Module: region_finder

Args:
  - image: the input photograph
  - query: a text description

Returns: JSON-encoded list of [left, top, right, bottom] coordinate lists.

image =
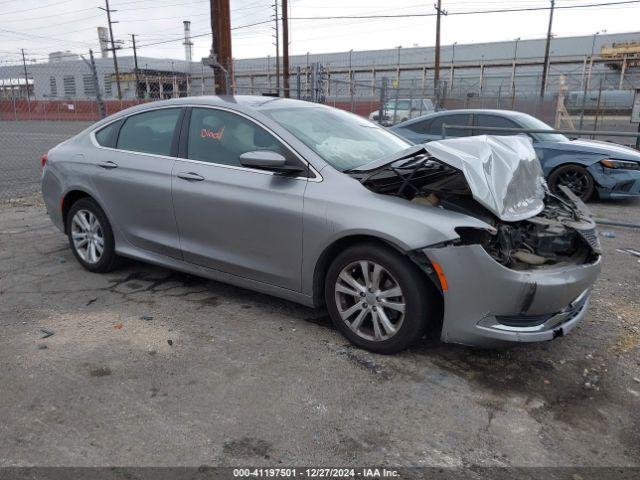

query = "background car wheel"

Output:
[[548, 164, 595, 201], [324, 243, 438, 354], [66, 198, 120, 273]]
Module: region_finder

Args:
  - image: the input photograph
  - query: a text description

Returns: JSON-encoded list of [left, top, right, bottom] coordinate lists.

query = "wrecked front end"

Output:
[[349, 136, 602, 346]]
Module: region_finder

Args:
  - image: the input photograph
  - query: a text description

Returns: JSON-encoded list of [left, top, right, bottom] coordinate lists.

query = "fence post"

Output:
[[378, 77, 387, 125], [392, 76, 400, 124], [592, 78, 603, 138], [296, 66, 301, 99]]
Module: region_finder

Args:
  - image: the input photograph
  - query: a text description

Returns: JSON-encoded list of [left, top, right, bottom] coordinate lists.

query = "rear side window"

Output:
[[405, 119, 432, 134], [116, 108, 181, 156], [187, 107, 297, 167], [475, 115, 521, 135], [429, 114, 472, 137], [94, 120, 122, 148]]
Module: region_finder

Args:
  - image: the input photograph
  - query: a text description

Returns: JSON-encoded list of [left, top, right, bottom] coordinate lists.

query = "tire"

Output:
[[548, 164, 595, 201], [66, 197, 120, 273], [324, 242, 438, 354]]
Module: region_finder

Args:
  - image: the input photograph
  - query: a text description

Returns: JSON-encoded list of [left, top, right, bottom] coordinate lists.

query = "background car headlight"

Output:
[[600, 159, 640, 170]]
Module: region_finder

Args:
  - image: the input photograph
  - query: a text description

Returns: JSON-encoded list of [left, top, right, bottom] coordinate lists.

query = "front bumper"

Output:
[[423, 244, 601, 347]]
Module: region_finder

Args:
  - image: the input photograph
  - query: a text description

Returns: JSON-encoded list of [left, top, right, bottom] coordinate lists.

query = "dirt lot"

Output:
[[0, 194, 639, 467]]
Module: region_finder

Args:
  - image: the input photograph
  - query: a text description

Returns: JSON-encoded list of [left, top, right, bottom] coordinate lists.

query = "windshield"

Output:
[[514, 113, 568, 142], [262, 106, 410, 171]]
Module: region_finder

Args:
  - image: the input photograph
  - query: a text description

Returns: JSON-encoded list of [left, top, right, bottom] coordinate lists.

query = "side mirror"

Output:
[[239, 150, 305, 175]]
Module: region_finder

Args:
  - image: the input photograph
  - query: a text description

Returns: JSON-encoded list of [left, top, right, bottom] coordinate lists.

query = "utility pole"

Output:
[[207, 0, 232, 94], [131, 34, 141, 100], [82, 49, 105, 118], [540, 0, 555, 98], [99, 0, 122, 100], [20, 48, 31, 114], [433, 0, 447, 97], [282, 0, 290, 97], [273, 1, 280, 95]]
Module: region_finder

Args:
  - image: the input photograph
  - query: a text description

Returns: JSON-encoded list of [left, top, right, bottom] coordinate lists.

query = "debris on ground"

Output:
[[600, 231, 616, 238], [616, 248, 640, 258], [583, 368, 601, 391], [40, 329, 54, 339], [37, 344, 47, 350], [140, 315, 153, 321], [113, 323, 124, 330], [86, 298, 97, 306], [167, 339, 173, 346], [54, 256, 66, 264]]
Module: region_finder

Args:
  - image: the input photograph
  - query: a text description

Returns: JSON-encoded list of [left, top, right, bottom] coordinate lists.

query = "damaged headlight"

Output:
[[600, 159, 640, 170]]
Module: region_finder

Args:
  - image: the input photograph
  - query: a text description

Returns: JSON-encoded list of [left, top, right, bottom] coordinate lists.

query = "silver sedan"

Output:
[[41, 96, 601, 353]]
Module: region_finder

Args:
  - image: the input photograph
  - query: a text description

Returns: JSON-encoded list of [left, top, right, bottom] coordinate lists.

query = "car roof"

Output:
[[88, 95, 326, 129], [393, 108, 525, 128]]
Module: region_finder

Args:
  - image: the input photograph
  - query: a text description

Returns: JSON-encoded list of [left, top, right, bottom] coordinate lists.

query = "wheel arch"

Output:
[[312, 234, 444, 341], [312, 235, 405, 307], [61, 189, 96, 234], [311, 234, 442, 307]]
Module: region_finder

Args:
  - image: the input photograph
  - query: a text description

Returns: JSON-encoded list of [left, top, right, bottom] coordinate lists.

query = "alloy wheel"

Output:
[[334, 260, 405, 342], [71, 209, 104, 264], [555, 166, 591, 198]]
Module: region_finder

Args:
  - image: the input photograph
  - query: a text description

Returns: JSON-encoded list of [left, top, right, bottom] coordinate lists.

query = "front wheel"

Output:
[[324, 243, 439, 354], [548, 164, 595, 201]]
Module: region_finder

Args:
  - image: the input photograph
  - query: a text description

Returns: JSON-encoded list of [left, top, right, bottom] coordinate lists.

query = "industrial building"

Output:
[[0, 31, 638, 102]]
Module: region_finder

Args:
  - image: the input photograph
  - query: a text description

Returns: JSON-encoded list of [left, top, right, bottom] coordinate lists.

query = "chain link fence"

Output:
[[1, 48, 639, 200]]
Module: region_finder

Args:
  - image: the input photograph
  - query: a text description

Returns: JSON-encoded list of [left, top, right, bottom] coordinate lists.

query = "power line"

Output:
[[287, 0, 640, 20], [0, 0, 75, 16]]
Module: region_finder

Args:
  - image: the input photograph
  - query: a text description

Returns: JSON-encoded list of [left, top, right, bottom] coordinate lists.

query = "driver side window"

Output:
[[187, 108, 298, 169]]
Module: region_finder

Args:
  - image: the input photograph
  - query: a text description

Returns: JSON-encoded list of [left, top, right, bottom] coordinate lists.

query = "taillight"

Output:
[[41, 153, 48, 169]]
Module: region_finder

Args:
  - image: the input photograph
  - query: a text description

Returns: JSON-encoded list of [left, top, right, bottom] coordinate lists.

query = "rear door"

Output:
[[171, 107, 308, 291], [90, 107, 183, 258]]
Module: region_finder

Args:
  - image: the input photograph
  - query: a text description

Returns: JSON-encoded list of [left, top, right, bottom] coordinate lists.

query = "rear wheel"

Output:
[[548, 164, 595, 201], [66, 198, 120, 273], [324, 243, 438, 354]]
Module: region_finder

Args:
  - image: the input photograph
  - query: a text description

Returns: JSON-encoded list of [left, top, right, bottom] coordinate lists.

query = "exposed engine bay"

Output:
[[347, 138, 601, 270]]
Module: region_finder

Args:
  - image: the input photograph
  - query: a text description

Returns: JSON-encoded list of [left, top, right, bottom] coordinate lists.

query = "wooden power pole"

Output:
[[209, 0, 232, 94], [540, 0, 555, 98], [273, 1, 280, 95], [99, 0, 122, 100], [434, 0, 447, 98], [282, 0, 290, 97], [131, 34, 141, 99]]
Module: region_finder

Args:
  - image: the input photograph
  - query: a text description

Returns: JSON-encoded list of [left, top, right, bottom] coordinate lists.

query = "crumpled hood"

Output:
[[425, 135, 546, 222]]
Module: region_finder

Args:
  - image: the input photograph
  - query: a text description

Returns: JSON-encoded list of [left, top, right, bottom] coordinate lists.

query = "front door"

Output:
[[171, 107, 308, 291]]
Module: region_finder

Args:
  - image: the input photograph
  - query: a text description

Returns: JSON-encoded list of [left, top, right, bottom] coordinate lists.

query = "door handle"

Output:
[[177, 172, 205, 182], [97, 160, 118, 169]]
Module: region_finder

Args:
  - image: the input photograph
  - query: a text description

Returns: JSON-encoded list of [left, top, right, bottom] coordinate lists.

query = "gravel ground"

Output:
[[0, 194, 638, 467]]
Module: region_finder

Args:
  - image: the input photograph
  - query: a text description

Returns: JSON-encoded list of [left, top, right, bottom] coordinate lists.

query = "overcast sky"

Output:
[[1, 0, 639, 64]]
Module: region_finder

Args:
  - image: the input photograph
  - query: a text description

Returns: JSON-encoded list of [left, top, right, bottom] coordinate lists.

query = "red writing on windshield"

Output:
[[201, 127, 224, 140]]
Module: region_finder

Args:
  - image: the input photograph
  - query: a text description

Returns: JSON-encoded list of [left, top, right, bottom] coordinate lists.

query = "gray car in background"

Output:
[[41, 96, 601, 353]]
